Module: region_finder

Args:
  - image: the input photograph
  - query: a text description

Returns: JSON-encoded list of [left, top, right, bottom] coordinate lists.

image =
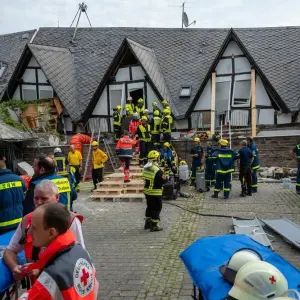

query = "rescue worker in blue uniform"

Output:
[[190, 137, 203, 186], [237, 140, 254, 197], [23, 155, 76, 215], [211, 139, 238, 199], [0, 154, 26, 234], [290, 142, 300, 194], [247, 136, 260, 193], [205, 142, 217, 189], [160, 142, 175, 175], [53, 147, 68, 177]]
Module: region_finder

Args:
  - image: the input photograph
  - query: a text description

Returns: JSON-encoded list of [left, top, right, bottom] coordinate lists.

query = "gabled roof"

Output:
[[28, 44, 79, 120], [0, 30, 36, 98]]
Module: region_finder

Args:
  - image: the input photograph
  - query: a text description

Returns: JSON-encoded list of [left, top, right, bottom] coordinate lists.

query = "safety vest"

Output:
[[142, 165, 163, 196], [248, 142, 260, 170], [151, 117, 161, 134], [137, 124, 151, 142], [113, 111, 122, 127], [135, 105, 145, 118], [115, 136, 135, 158], [160, 115, 172, 133], [53, 155, 68, 176], [126, 103, 135, 115], [0, 169, 25, 233], [19, 230, 98, 300], [32, 175, 72, 210], [213, 147, 238, 174], [129, 119, 141, 135]]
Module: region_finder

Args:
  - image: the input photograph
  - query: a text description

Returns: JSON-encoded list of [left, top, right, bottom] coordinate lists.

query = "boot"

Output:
[[124, 169, 130, 183], [150, 220, 163, 232], [211, 192, 218, 198], [240, 192, 246, 197], [144, 218, 151, 230], [247, 191, 252, 196]]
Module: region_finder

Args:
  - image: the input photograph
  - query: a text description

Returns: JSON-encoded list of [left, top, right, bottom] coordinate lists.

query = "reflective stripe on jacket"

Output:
[[54, 154, 68, 176], [113, 111, 122, 126], [212, 147, 238, 174], [137, 124, 151, 142], [160, 115, 172, 133], [116, 136, 135, 158], [92, 148, 108, 169], [135, 106, 145, 118], [151, 117, 161, 134], [248, 142, 260, 170], [126, 103, 135, 115], [0, 169, 25, 233], [142, 165, 163, 196]]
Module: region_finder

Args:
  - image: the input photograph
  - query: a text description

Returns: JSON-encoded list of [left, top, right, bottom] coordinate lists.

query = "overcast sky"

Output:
[[1, 0, 300, 34]]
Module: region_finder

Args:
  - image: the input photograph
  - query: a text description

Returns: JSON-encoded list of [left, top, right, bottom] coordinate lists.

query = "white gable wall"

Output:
[[132, 66, 145, 80], [223, 41, 243, 56], [92, 86, 108, 115], [28, 57, 40, 67], [115, 66, 145, 82], [193, 79, 211, 110]]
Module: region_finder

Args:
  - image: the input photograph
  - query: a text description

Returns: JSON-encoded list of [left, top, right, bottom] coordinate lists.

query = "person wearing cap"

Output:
[[190, 137, 203, 186], [150, 110, 162, 149], [247, 136, 260, 193], [0, 154, 26, 234], [135, 98, 145, 119], [142, 109, 150, 121], [91, 141, 108, 190], [53, 147, 68, 177], [152, 102, 161, 117], [289, 141, 300, 194], [137, 116, 151, 167], [68, 145, 82, 192], [160, 108, 172, 143], [113, 105, 123, 141], [211, 139, 238, 199], [126, 96, 135, 116]]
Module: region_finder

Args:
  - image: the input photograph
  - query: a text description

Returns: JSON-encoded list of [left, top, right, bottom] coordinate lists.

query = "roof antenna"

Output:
[[70, 2, 92, 43], [181, 2, 196, 28]]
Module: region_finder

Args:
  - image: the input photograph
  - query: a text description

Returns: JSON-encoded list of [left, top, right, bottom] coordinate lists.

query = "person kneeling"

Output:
[[19, 203, 99, 299]]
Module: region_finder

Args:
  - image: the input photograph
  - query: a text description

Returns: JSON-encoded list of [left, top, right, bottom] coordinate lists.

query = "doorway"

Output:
[[129, 89, 144, 107]]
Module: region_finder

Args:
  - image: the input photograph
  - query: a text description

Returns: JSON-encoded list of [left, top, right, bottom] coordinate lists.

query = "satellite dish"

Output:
[[182, 12, 189, 28]]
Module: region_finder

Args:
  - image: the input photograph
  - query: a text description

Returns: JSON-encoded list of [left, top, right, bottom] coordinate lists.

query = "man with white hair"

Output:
[[3, 180, 84, 282]]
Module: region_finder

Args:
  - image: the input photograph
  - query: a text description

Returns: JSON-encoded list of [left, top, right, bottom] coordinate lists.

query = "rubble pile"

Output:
[[258, 167, 297, 180]]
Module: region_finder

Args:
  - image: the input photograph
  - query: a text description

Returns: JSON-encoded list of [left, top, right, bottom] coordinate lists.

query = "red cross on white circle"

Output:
[[81, 268, 90, 286]]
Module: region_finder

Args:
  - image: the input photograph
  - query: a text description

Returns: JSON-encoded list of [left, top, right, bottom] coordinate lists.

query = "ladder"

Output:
[[103, 138, 120, 172]]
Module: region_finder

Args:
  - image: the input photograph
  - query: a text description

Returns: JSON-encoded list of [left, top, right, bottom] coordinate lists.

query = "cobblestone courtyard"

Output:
[[74, 182, 300, 299]]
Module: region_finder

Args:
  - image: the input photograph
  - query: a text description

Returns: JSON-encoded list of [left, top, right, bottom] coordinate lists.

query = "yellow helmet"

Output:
[[179, 160, 187, 166], [141, 116, 148, 121], [219, 139, 229, 146], [92, 141, 98, 146], [164, 142, 170, 148], [138, 98, 144, 104], [163, 108, 170, 115], [116, 105, 121, 110], [162, 99, 168, 106], [154, 110, 160, 116], [193, 137, 200, 143], [148, 150, 160, 160]]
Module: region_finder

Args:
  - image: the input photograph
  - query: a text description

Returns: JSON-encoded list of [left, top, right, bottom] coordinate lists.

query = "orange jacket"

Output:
[[19, 230, 99, 300], [129, 120, 141, 136], [116, 136, 136, 158]]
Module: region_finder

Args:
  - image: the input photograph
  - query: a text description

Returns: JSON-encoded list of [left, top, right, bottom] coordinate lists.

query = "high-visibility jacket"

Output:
[[0, 169, 25, 233], [116, 135, 135, 158], [113, 111, 122, 127], [248, 142, 260, 170], [54, 153, 68, 176], [19, 230, 99, 300], [212, 147, 238, 174], [126, 103, 135, 115], [160, 115, 172, 133], [153, 108, 161, 117], [137, 124, 151, 142], [129, 119, 141, 136], [92, 148, 108, 169], [150, 117, 161, 135], [142, 164, 166, 196], [135, 105, 145, 119]]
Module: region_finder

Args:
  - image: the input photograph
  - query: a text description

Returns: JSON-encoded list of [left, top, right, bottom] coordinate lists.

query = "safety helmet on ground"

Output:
[[219, 248, 263, 284], [228, 261, 288, 300], [162, 99, 168, 106], [138, 98, 144, 104], [116, 105, 121, 110], [193, 137, 200, 143], [127, 96, 132, 101], [163, 108, 170, 115], [164, 142, 170, 148], [54, 147, 62, 154], [154, 110, 160, 116], [179, 160, 187, 166], [133, 112, 138, 118], [148, 150, 160, 161], [153, 102, 158, 107], [219, 139, 229, 146], [92, 141, 98, 146], [141, 116, 148, 121]]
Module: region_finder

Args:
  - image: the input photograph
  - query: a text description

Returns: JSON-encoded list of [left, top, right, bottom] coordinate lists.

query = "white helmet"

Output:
[[274, 290, 300, 299], [219, 248, 263, 284], [133, 112, 138, 117], [54, 147, 62, 154], [144, 109, 149, 113], [228, 261, 288, 300]]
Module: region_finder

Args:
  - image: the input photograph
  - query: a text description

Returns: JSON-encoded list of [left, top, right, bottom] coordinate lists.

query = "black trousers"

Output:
[[120, 157, 130, 169], [145, 195, 162, 221], [113, 125, 121, 141], [139, 141, 149, 165], [70, 165, 81, 186], [92, 167, 104, 188], [163, 132, 171, 143], [239, 166, 252, 194]]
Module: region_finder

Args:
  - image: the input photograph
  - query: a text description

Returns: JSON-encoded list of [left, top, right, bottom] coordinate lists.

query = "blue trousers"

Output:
[[205, 162, 216, 187], [297, 165, 300, 192], [191, 161, 201, 182], [214, 173, 231, 198], [251, 169, 258, 192]]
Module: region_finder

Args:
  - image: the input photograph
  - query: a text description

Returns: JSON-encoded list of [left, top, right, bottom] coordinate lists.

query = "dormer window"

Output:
[[180, 86, 191, 97], [0, 62, 7, 79]]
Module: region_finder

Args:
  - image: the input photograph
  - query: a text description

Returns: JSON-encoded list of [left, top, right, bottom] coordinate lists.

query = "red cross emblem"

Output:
[[269, 276, 276, 284], [80, 268, 90, 286]]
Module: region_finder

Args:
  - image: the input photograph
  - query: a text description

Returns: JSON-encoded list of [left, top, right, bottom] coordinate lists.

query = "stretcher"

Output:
[[0, 230, 26, 298], [179, 234, 300, 300]]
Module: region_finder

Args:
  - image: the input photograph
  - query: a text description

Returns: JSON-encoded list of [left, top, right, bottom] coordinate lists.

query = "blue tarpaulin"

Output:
[[0, 230, 26, 293], [180, 234, 300, 300]]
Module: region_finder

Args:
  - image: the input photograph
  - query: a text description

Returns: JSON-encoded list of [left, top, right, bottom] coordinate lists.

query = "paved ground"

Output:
[[74, 181, 300, 299]]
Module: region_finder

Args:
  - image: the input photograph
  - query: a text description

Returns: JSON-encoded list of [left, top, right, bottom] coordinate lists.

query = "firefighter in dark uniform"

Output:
[[211, 139, 238, 199], [152, 102, 161, 117], [137, 116, 151, 167], [190, 137, 203, 186], [135, 98, 145, 119], [0, 154, 25, 234], [142, 150, 167, 232], [160, 108, 172, 143], [150, 110, 161, 149], [53, 147, 68, 177], [113, 105, 122, 141], [205, 142, 217, 189], [290, 142, 300, 194], [247, 136, 260, 193], [237, 140, 254, 197]]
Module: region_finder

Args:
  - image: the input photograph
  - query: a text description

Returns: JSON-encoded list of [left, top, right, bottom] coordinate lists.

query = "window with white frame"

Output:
[[39, 86, 53, 99], [22, 85, 37, 100], [232, 79, 251, 107], [180, 86, 191, 97]]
